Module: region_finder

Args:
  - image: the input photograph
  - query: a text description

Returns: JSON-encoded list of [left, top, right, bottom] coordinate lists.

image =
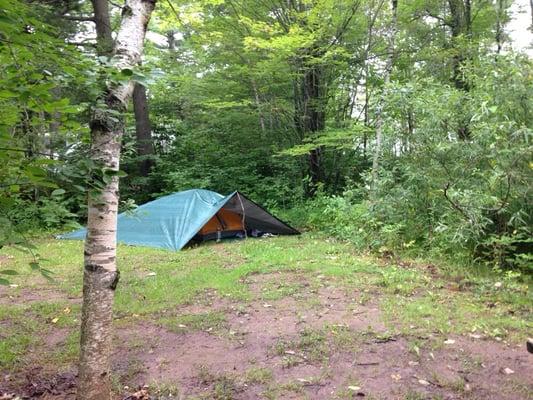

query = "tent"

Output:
[[60, 189, 299, 251]]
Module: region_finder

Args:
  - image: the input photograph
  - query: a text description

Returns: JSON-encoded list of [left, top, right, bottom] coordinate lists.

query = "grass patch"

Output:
[[0, 300, 79, 370], [244, 366, 273, 385], [381, 290, 532, 341], [1, 232, 531, 383], [159, 311, 227, 334], [260, 281, 304, 301]]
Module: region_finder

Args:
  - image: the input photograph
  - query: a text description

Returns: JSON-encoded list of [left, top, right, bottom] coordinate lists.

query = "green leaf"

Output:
[[0, 90, 18, 98], [0, 278, 9, 286], [0, 270, 18, 275], [51, 188, 66, 196]]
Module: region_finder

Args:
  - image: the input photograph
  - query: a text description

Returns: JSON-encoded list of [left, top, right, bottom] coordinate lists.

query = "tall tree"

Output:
[[78, 1, 156, 399], [371, 0, 398, 188], [448, 0, 472, 140], [132, 82, 154, 176]]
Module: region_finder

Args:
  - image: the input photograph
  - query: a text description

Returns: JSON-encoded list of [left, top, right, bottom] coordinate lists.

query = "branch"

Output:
[[67, 41, 97, 48], [0, 146, 56, 157], [109, 0, 123, 9], [443, 182, 470, 221], [424, 8, 452, 27], [62, 15, 96, 22]]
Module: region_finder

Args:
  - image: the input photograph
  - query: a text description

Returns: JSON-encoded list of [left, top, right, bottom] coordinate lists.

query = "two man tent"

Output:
[[61, 189, 298, 251]]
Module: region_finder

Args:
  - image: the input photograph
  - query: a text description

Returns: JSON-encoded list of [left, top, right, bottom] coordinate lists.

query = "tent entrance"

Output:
[[194, 208, 245, 241], [190, 192, 299, 245]]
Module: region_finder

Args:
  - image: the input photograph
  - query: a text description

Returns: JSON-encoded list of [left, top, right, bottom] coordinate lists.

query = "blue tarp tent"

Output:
[[60, 189, 298, 251]]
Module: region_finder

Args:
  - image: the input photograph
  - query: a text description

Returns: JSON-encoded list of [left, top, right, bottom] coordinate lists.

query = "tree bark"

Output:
[[294, 62, 326, 197], [495, 0, 504, 54], [447, 0, 471, 140], [132, 82, 154, 176], [530, 0, 533, 32], [371, 0, 397, 188], [78, 2, 156, 400], [251, 78, 266, 135], [91, 0, 114, 56]]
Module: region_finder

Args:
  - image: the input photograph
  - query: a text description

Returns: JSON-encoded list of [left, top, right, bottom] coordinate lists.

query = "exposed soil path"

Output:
[[1, 238, 531, 399]]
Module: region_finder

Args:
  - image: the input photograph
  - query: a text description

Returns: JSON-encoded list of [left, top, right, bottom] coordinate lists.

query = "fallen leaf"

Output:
[[408, 361, 419, 366], [51, 317, 59, 324], [418, 379, 430, 386], [63, 307, 71, 314], [348, 386, 361, 391], [263, 303, 272, 308], [444, 339, 455, 344], [391, 374, 401, 381], [503, 367, 514, 375]]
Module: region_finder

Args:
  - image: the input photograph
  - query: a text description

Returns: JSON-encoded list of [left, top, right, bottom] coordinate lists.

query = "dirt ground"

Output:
[[1, 269, 531, 400]]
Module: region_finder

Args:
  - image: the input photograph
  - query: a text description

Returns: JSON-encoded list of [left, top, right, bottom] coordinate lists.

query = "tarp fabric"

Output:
[[60, 189, 298, 251]]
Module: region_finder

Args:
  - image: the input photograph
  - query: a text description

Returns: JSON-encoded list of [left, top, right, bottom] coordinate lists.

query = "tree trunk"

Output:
[[495, 0, 504, 54], [448, 0, 469, 91], [91, 0, 114, 55], [447, 0, 471, 140], [530, 0, 533, 32], [166, 30, 176, 50], [251, 79, 266, 135], [371, 0, 397, 188], [132, 82, 154, 176], [78, 2, 156, 400], [294, 62, 326, 197]]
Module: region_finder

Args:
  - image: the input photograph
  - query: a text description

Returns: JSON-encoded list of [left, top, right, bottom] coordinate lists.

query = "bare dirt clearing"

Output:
[[0, 236, 531, 399]]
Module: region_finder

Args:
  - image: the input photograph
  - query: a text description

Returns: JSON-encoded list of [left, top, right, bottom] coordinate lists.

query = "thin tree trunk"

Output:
[[371, 0, 397, 187], [91, 0, 114, 55], [166, 30, 176, 50], [495, 0, 504, 54], [530, 0, 533, 31], [448, 0, 471, 140], [133, 83, 154, 176], [251, 79, 266, 135], [78, 2, 156, 400]]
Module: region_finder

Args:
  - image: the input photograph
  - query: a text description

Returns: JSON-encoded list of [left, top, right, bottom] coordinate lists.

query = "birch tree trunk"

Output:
[[78, 2, 156, 400]]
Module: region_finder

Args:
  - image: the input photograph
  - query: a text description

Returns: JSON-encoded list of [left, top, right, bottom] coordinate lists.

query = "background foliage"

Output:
[[1, 0, 531, 275]]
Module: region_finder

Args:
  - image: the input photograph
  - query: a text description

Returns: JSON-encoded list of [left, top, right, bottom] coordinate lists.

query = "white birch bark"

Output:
[[78, 1, 156, 399]]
